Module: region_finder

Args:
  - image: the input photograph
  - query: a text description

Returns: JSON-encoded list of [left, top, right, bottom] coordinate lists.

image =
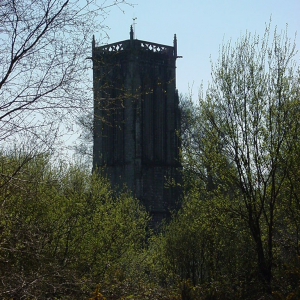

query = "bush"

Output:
[[0, 153, 149, 299]]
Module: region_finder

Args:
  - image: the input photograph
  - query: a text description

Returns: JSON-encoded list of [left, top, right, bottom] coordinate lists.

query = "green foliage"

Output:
[[200, 23, 300, 295], [146, 183, 258, 299], [0, 152, 148, 299], [155, 23, 300, 299]]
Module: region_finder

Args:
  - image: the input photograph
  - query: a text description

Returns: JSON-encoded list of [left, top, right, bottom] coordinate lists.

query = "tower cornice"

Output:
[[94, 39, 177, 57]]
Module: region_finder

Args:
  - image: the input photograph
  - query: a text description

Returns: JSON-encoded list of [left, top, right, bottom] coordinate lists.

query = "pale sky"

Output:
[[98, 0, 300, 100]]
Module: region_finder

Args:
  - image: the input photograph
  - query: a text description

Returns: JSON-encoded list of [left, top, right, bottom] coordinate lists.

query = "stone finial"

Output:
[[173, 34, 177, 57], [130, 25, 134, 41], [92, 35, 95, 49]]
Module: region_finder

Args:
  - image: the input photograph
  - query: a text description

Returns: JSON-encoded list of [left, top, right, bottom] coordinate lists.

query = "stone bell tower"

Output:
[[92, 26, 181, 223]]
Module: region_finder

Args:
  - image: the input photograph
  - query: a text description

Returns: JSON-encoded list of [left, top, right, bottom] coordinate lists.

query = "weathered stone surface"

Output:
[[93, 27, 181, 224]]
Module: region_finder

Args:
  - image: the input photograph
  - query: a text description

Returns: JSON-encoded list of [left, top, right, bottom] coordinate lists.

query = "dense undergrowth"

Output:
[[1, 152, 300, 299]]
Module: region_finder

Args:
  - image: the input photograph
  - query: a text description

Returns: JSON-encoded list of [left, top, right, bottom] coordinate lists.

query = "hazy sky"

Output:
[[98, 0, 300, 100]]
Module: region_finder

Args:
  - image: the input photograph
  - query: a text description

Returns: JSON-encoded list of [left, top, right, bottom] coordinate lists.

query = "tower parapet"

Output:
[[94, 38, 176, 56]]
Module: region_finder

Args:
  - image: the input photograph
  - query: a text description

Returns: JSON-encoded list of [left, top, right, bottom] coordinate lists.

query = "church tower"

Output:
[[92, 27, 181, 223]]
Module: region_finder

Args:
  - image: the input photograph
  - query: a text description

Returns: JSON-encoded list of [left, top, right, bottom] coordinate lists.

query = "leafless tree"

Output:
[[0, 0, 130, 145]]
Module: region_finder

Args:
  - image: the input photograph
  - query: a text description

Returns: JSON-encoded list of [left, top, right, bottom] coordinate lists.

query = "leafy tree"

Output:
[[147, 180, 257, 299], [196, 24, 300, 294], [164, 24, 300, 299]]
